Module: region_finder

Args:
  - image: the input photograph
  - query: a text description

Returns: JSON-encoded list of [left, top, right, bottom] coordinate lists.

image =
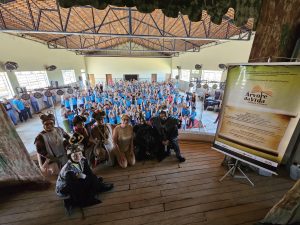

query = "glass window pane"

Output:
[[0, 72, 14, 99], [62, 70, 76, 85], [15, 71, 49, 91]]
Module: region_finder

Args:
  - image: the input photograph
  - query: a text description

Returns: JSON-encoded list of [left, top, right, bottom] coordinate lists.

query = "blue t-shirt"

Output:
[[64, 99, 70, 108], [190, 111, 197, 120], [71, 97, 77, 106], [13, 99, 25, 110], [116, 116, 121, 124]]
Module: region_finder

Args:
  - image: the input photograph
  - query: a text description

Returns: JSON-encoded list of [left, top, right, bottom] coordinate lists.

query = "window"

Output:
[[181, 69, 191, 82], [15, 71, 49, 91], [0, 72, 14, 99], [171, 69, 178, 79], [62, 70, 76, 84], [201, 70, 223, 82]]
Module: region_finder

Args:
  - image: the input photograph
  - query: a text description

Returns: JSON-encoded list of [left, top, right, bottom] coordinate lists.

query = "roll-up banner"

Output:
[[212, 63, 300, 174]]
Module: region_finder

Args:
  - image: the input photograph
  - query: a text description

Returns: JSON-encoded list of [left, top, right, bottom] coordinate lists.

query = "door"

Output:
[[106, 74, 113, 86], [88, 74, 95, 88], [165, 73, 171, 81], [151, 74, 157, 82]]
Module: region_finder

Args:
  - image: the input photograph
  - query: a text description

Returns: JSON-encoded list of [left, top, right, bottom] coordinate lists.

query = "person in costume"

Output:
[[133, 113, 160, 161], [55, 143, 114, 215], [151, 110, 186, 163], [90, 110, 115, 167], [34, 113, 70, 175], [113, 114, 135, 168]]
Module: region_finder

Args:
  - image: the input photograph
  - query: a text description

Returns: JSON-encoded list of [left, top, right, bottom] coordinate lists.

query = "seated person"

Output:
[[55, 143, 113, 215], [133, 114, 161, 161], [151, 110, 185, 162], [35, 113, 69, 175]]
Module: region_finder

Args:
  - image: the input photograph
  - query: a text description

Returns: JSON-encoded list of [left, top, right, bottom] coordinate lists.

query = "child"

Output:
[[181, 115, 188, 130]]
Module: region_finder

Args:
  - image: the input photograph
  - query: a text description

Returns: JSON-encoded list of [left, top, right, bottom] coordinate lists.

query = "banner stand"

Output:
[[219, 159, 255, 187]]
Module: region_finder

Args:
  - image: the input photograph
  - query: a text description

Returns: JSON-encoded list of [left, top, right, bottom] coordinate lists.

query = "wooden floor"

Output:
[[0, 141, 295, 225]]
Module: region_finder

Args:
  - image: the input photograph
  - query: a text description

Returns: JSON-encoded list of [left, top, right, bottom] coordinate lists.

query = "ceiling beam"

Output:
[[0, 29, 251, 41]]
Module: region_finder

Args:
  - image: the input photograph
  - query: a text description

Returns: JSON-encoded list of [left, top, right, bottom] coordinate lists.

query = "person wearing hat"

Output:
[[151, 110, 186, 163], [56, 143, 114, 215], [72, 115, 90, 148], [90, 110, 115, 167], [113, 114, 135, 168], [34, 113, 70, 175]]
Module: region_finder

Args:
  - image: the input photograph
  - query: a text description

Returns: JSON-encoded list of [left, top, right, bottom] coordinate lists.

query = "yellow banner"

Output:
[[214, 64, 300, 172]]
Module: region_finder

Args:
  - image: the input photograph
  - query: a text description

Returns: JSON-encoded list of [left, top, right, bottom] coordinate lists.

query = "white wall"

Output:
[[85, 57, 171, 82], [172, 36, 255, 82], [0, 33, 86, 91]]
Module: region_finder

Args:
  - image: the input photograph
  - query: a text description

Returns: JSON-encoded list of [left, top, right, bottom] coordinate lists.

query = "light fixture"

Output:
[[195, 64, 202, 70], [218, 64, 228, 70]]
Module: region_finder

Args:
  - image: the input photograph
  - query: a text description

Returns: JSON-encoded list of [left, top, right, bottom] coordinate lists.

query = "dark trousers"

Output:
[[188, 118, 195, 128], [25, 107, 32, 118], [18, 109, 28, 122], [157, 137, 182, 160]]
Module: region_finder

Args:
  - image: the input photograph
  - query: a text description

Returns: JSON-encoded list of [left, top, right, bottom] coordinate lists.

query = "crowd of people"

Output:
[[33, 80, 192, 215], [60, 80, 198, 133]]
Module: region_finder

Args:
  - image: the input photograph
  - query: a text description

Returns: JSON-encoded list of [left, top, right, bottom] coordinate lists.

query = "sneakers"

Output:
[[177, 155, 186, 163], [98, 182, 114, 193]]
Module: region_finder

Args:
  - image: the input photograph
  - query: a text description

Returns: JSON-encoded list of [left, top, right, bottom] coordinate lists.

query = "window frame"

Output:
[[15, 70, 49, 91], [62, 70, 77, 85], [0, 72, 14, 99]]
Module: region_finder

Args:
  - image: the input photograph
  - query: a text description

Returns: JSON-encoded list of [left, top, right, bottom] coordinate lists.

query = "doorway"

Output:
[[151, 74, 157, 82], [88, 74, 95, 88], [106, 74, 113, 85]]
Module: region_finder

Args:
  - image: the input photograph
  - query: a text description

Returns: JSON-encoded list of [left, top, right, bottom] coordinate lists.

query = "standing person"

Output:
[[55, 143, 113, 215], [191, 92, 196, 107], [113, 114, 135, 168], [151, 111, 185, 162], [12, 95, 27, 122], [34, 113, 70, 175], [1, 98, 18, 125], [30, 93, 40, 114], [71, 95, 77, 110], [188, 107, 197, 128], [23, 99, 33, 119]]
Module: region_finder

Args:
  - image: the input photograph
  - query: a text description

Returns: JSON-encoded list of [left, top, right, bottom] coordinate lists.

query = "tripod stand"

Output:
[[219, 159, 254, 187]]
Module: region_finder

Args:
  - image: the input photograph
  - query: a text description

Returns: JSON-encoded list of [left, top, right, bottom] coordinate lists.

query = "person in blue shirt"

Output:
[[116, 112, 121, 124], [64, 97, 71, 110], [145, 108, 151, 121], [108, 111, 116, 125], [85, 101, 92, 110], [188, 107, 197, 128], [85, 94, 91, 103], [71, 95, 77, 110], [90, 93, 95, 103], [125, 97, 131, 108], [12, 95, 27, 122], [66, 110, 75, 132]]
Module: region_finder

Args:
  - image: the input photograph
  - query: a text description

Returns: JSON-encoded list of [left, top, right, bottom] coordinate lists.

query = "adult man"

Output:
[[12, 95, 27, 122], [34, 113, 70, 175], [151, 110, 186, 163]]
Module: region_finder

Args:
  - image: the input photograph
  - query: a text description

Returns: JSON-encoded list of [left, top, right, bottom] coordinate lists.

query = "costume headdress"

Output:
[[72, 115, 86, 125], [66, 144, 84, 155], [92, 110, 106, 120], [40, 113, 55, 124], [69, 133, 85, 145]]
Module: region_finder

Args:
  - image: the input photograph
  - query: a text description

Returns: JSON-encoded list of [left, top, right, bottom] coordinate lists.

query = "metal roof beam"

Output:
[[0, 29, 251, 41]]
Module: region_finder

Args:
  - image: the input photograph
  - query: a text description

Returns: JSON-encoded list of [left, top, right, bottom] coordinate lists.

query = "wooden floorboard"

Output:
[[0, 141, 295, 225]]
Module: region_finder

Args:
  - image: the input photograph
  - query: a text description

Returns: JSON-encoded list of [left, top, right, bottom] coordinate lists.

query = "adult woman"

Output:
[[90, 110, 115, 167], [113, 114, 135, 168], [56, 143, 113, 215]]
